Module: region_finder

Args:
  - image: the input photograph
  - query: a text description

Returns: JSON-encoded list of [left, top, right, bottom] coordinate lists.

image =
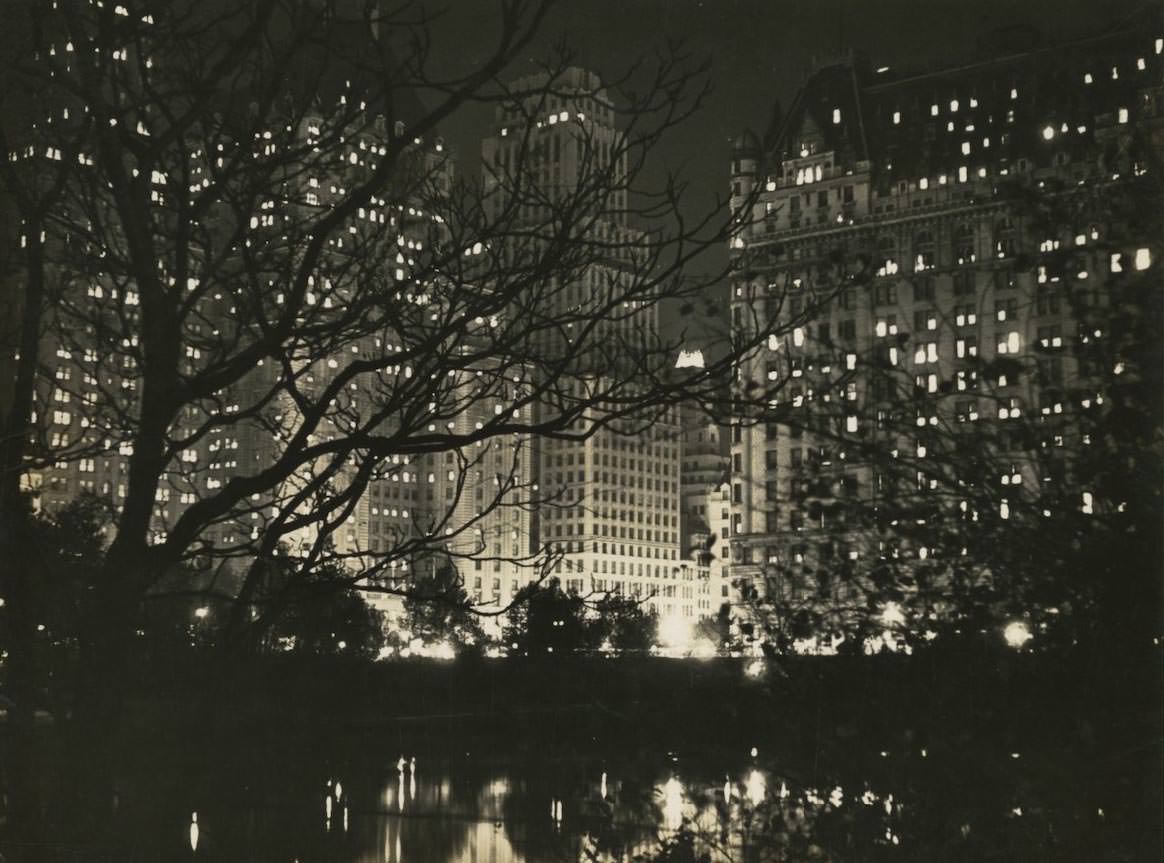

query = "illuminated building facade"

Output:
[[480, 68, 684, 619], [679, 395, 728, 558], [728, 25, 1163, 627], [0, 15, 539, 625]]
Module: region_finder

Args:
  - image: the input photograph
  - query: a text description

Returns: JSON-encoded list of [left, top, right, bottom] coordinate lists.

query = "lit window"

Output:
[[1118, 108, 1129, 124], [832, 108, 842, 124], [1135, 248, 1151, 270], [997, 332, 1021, 354], [892, 110, 901, 125]]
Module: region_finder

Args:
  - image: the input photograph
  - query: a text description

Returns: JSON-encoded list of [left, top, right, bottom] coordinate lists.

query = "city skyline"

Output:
[[0, 4, 1160, 860], [424, 0, 1150, 277], [4, 4, 1160, 645]]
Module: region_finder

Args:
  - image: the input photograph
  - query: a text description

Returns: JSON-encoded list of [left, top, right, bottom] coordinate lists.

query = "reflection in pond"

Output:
[[53, 726, 1147, 863], [745, 769, 765, 806], [236, 756, 906, 861]]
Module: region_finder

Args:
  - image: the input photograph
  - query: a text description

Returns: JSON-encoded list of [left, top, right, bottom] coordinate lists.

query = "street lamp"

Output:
[[1003, 621, 1033, 649]]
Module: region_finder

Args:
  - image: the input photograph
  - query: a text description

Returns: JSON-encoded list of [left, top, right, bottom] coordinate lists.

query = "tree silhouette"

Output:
[[590, 593, 659, 653], [503, 577, 590, 655], [401, 561, 486, 650], [0, 0, 794, 844]]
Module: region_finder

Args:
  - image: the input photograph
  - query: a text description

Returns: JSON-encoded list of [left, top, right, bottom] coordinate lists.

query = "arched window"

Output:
[[954, 223, 976, 264], [914, 230, 936, 272], [994, 217, 1017, 259]]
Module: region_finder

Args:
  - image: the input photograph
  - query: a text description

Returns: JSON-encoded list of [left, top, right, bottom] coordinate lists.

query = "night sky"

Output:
[[424, 0, 1150, 340]]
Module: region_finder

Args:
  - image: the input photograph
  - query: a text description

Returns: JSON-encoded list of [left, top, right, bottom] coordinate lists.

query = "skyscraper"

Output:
[[480, 68, 684, 619]]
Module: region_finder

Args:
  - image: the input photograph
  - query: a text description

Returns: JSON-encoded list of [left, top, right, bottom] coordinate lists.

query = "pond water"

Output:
[[96, 717, 1151, 862], [4, 655, 1159, 861]]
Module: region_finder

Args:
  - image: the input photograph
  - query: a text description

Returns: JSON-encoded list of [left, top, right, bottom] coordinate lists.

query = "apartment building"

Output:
[[727, 24, 1162, 631]]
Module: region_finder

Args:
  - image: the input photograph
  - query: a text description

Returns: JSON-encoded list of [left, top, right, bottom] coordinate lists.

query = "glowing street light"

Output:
[[1003, 621, 1033, 649]]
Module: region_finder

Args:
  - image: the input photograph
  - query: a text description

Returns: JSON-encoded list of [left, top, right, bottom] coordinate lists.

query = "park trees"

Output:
[[502, 580, 659, 655], [0, 0, 791, 835], [503, 578, 590, 655], [590, 594, 659, 653], [401, 562, 487, 650]]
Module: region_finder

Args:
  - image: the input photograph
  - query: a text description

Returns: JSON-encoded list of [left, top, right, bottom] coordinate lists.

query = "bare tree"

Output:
[[0, 0, 788, 835]]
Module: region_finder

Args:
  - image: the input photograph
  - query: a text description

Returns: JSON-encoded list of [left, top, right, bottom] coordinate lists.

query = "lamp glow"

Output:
[[1004, 621, 1033, 648]]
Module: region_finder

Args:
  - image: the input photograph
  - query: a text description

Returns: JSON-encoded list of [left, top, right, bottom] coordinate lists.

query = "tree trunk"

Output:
[[0, 216, 49, 846], [0, 504, 47, 847]]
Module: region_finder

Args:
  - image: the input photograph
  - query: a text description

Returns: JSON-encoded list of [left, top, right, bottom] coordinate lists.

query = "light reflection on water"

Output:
[[117, 734, 1139, 863], [175, 756, 928, 863]]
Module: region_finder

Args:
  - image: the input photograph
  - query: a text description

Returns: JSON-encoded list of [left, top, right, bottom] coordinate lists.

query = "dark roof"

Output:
[[765, 20, 1161, 187], [768, 62, 869, 166]]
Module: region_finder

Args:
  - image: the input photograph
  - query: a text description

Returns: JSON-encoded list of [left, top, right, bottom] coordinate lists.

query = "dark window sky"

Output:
[[422, 0, 1151, 340]]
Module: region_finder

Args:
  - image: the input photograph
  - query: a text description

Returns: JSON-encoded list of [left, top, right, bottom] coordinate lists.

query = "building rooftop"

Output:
[[761, 20, 1161, 191]]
